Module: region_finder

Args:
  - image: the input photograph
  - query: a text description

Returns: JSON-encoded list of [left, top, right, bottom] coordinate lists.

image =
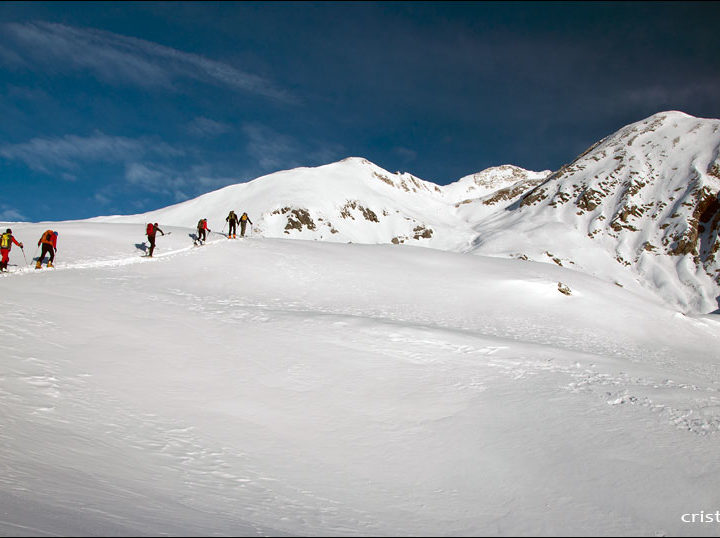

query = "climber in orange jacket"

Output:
[[36, 230, 58, 269]]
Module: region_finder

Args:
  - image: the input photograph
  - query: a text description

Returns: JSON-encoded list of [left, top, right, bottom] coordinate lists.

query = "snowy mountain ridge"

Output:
[[79, 111, 720, 312], [97, 156, 552, 253]]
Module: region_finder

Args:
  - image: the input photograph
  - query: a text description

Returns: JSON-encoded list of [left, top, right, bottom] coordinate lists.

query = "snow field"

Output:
[[1, 222, 720, 536]]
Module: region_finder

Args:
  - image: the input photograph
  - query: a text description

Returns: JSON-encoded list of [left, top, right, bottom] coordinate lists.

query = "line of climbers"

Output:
[[144, 210, 254, 256], [1, 212, 256, 270], [1, 228, 58, 272], [224, 210, 253, 240]]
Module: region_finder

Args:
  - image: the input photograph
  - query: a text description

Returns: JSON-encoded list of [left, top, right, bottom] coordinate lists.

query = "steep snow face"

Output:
[[471, 111, 720, 313]]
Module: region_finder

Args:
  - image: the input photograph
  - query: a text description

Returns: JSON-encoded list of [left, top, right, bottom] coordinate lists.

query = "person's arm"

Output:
[[12, 236, 23, 248]]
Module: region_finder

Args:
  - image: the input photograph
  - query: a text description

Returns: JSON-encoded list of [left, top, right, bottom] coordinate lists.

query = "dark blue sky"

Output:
[[1, 1, 718, 221]]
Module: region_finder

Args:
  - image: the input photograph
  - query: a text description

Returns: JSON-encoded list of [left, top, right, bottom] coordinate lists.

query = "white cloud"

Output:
[[0, 132, 183, 173], [1, 22, 294, 102]]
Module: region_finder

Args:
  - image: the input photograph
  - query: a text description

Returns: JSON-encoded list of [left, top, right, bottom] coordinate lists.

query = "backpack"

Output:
[[43, 230, 54, 243], [0, 233, 9, 249], [197, 219, 204, 229], [146, 223, 154, 236]]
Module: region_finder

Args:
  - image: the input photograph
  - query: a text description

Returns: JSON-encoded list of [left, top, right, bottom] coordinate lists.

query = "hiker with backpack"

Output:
[[36, 230, 58, 269], [146, 222, 164, 257], [196, 218, 210, 244], [0, 228, 23, 272], [226, 211, 239, 239], [240, 212, 253, 237]]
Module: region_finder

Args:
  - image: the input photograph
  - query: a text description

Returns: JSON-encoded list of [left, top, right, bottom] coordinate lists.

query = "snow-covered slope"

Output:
[[472, 111, 720, 313], [2, 222, 720, 536], [94, 157, 551, 253], [88, 111, 720, 313]]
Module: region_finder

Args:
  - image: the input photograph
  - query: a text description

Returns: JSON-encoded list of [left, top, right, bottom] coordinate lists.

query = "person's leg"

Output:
[[36, 244, 47, 268]]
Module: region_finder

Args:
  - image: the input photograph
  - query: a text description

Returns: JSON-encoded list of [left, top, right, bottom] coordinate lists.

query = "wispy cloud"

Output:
[[0, 43, 23, 66], [242, 123, 345, 172], [242, 124, 302, 171], [1, 21, 294, 102], [93, 192, 112, 206], [620, 80, 720, 111], [124, 162, 241, 202], [0, 205, 27, 222], [186, 117, 231, 138], [0, 132, 183, 173], [393, 146, 418, 162], [125, 162, 170, 185]]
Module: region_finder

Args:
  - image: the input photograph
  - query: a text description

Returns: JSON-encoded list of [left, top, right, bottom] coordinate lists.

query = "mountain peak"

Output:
[[497, 110, 720, 312]]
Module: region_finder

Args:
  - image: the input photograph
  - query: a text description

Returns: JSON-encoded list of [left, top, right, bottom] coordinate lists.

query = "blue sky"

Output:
[[1, 1, 718, 221]]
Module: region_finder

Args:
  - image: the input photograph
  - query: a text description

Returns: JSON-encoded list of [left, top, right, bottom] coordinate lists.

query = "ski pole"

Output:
[[20, 246, 29, 267]]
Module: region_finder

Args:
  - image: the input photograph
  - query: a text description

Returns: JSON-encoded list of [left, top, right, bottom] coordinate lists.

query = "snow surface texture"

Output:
[[1, 222, 720, 536], [93, 112, 720, 315]]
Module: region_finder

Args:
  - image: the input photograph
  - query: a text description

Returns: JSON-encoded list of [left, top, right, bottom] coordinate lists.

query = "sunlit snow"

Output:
[[2, 221, 720, 536]]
